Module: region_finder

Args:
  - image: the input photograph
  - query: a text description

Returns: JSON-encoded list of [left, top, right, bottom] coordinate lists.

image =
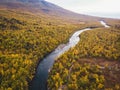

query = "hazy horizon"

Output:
[[46, 0, 120, 19]]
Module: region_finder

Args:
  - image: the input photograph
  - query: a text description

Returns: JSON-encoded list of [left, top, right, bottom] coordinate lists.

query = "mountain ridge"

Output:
[[0, 0, 43, 3]]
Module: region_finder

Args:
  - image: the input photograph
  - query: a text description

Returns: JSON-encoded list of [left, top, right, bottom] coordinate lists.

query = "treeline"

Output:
[[48, 25, 120, 89]]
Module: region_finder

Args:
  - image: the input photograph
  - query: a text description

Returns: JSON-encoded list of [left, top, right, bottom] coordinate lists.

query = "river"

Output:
[[29, 21, 109, 90], [100, 21, 110, 28]]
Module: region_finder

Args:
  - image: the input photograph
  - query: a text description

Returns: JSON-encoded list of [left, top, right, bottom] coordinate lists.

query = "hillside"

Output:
[[0, 0, 102, 23]]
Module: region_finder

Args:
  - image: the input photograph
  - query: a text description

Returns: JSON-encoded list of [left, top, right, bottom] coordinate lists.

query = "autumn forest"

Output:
[[0, 0, 120, 90]]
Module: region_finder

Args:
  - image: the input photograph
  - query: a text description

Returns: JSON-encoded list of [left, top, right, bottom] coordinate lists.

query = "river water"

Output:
[[30, 21, 109, 90], [100, 21, 110, 28]]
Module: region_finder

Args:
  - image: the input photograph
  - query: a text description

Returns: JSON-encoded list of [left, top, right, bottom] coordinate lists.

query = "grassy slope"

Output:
[[0, 0, 105, 26]]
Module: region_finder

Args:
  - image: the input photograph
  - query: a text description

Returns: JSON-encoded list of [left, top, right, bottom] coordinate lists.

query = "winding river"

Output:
[[30, 21, 109, 90]]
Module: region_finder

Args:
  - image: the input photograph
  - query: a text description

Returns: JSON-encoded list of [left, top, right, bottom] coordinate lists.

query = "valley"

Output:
[[0, 0, 120, 90]]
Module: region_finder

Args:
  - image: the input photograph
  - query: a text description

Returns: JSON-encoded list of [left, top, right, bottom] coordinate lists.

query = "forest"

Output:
[[48, 22, 120, 90], [0, 5, 120, 90], [0, 9, 102, 90], [0, 10, 78, 90]]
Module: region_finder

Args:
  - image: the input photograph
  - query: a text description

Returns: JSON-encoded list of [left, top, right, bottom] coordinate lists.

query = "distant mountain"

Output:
[[0, 0, 42, 3], [0, 0, 100, 23]]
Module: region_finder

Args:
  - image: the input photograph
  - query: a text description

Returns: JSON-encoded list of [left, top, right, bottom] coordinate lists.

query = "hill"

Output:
[[0, 0, 101, 23]]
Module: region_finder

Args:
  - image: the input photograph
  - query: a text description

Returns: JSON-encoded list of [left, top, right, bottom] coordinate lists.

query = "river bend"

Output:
[[30, 21, 109, 90]]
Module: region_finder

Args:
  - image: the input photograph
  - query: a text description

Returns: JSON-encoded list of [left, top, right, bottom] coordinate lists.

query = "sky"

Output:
[[45, 0, 120, 19]]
